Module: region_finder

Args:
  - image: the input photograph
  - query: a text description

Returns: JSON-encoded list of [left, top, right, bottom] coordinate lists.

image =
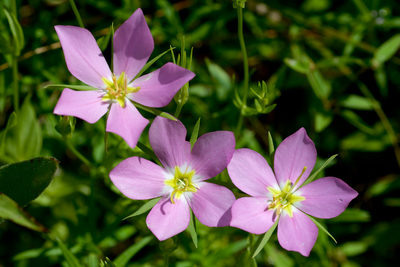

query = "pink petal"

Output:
[[189, 131, 235, 180], [274, 128, 317, 190], [106, 100, 149, 148], [293, 177, 358, 219], [187, 182, 235, 227], [109, 157, 168, 200], [53, 88, 108, 123], [230, 197, 276, 235], [128, 63, 195, 107], [149, 116, 191, 170], [228, 148, 279, 197], [277, 207, 318, 257], [146, 195, 190, 241], [113, 8, 154, 80], [55, 26, 111, 89]]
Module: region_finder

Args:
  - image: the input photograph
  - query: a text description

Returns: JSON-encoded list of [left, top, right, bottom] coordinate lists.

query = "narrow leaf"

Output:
[[136, 141, 161, 166], [0, 157, 59, 207], [268, 132, 274, 156], [188, 210, 198, 248], [124, 197, 161, 220], [0, 112, 17, 149], [251, 218, 279, 258], [132, 101, 176, 121], [283, 58, 308, 74], [133, 47, 174, 81], [97, 25, 113, 51], [0, 193, 48, 232], [55, 236, 83, 267], [189, 118, 201, 149], [307, 215, 337, 243], [100, 257, 117, 267], [113, 236, 153, 267], [4, 8, 25, 56], [374, 34, 400, 64], [44, 84, 97, 91], [300, 154, 338, 188]]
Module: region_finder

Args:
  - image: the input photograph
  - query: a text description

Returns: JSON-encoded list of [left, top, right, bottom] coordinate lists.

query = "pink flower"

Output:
[[109, 116, 236, 240], [53, 9, 195, 148], [228, 128, 358, 256]]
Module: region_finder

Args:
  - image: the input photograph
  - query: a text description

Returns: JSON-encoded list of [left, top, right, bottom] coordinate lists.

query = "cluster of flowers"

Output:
[[54, 9, 358, 257]]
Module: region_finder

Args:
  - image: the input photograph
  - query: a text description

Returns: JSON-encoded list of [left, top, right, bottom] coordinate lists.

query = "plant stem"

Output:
[[174, 103, 183, 118], [163, 255, 169, 267], [66, 139, 96, 169], [68, 0, 84, 28], [12, 56, 19, 112]]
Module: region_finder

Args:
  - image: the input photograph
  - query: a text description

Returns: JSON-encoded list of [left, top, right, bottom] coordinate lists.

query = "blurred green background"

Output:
[[1, 0, 400, 266]]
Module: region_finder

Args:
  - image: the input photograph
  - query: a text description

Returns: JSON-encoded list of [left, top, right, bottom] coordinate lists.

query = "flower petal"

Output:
[[146, 195, 190, 241], [228, 148, 279, 197], [230, 197, 276, 235], [293, 177, 358, 219], [149, 116, 191, 170], [55, 26, 111, 89], [106, 100, 149, 148], [109, 157, 168, 200], [187, 182, 235, 227], [53, 89, 108, 123], [128, 63, 195, 107], [189, 131, 235, 180], [277, 206, 318, 257], [113, 8, 154, 80], [274, 128, 317, 190]]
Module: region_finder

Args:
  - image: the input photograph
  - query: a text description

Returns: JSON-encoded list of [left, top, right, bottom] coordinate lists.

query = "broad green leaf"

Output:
[[283, 58, 309, 74], [113, 236, 153, 267], [132, 101, 176, 121], [0, 192, 48, 232], [44, 84, 97, 90], [188, 210, 198, 248], [133, 47, 174, 81], [300, 154, 337, 188], [307, 215, 337, 243], [339, 94, 374, 110], [340, 241, 369, 257], [124, 197, 161, 220], [251, 219, 279, 258], [136, 142, 161, 166], [373, 34, 400, 64], [55, 236, 83, 267], [4, 8, 24, 56], [307, 69, 332, 100], [0, 112, 17, 149], [189, 118, 201, 149], [340, 110, 375, 135], [329, 208, 370, 223], [0, 157, 59, 207], [97, 24, 112, 51]]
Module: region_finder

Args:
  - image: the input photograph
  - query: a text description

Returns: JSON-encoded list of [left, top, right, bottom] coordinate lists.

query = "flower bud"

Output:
[[55, 116, 76, 139]]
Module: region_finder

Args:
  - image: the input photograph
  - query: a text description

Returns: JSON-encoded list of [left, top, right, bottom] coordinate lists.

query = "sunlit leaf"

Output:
[[124, 197, 161, 220], [188, 210, 198, 248], [373, 34, 400, 64], [300, 154, 337, 188], [307, 215, 337, 243], [4, 8, 24, 56], [189, 118, 201, 149], [251, 218, 279, 258], [44, 84, 97, 90]]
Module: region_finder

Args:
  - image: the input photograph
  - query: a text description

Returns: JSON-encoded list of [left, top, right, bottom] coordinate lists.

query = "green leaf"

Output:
[[136, 141, 162, 166], [251, 218, 279, 258], [261, 103, 276, 114], [373, 34, 400, 65], [0, 192, 48, 232], [189, 118, 201, 149], [0, 112, 17, 149], [300, 154, 337, 188], [124, 197, 161, 220], [44, 84, 97, 91], [339, 94, 374, 110], [307, 215, 337, 243], [113, 236, 153, 267], [205, 57, 232, 100], [100, 257, 117, 267], [132, 101, 176, 121], [306, 69, 332, 100], [315, 111, 333, 132], [374, 65, 388, 97], [0, 33, 13, 54], [340, 110, 375, 135], [329, 208, 370, 223], [0, 157, 58, 207], [340, 241, 369, 257], [4, 8, 25, 56], [268, 131, 275, 156], [283, 58, 309, 74], [133, 47, 174, 81], [188, 210, 198, 248], [97, 25, 112, 51], [55, 236, 83, 267]]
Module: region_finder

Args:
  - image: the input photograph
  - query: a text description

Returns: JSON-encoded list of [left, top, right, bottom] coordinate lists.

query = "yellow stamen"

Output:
[[165, 166, 197, 204]]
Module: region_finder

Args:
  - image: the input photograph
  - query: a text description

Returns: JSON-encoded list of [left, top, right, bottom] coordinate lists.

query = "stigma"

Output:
[[164, 166, 198, 204], [101, 72, 140, 107]]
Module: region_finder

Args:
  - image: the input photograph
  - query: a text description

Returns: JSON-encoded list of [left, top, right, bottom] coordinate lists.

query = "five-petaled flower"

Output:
[[228, 128, 358, 256], [53, 8, 195, 148], [110, 116, 236, 241]]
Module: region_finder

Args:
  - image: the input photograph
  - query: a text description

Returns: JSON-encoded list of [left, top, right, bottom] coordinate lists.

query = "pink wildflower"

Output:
[[228, 128, 358, 256], [53, 9, 195, 148]]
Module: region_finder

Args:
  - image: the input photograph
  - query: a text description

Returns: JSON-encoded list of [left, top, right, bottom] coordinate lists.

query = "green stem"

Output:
[[66, 139, 96, 169], [235, 7, 249, 137], [174, 103, 183, 118], [12, 56, 19, 112], [164, 255, 169, 267], [68, 0, 84, 28]]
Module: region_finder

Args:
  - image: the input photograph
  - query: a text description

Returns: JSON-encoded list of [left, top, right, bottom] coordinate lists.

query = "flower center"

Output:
[[101, 72, 140, 108], [267, 166, 307, 217], [164, 166, 198, 204]]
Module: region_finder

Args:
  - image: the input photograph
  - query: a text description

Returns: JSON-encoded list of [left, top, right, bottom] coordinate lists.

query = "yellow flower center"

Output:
[[267, 166, 307, 217], [164, 166, 198, 204], [101, 72, 140, 108]]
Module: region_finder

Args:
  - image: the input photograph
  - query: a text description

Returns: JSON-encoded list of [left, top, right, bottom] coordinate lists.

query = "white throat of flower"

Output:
[[267, 166, 307, 217], [164, 166, 199, 204], [102, 72, 140, 108]]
